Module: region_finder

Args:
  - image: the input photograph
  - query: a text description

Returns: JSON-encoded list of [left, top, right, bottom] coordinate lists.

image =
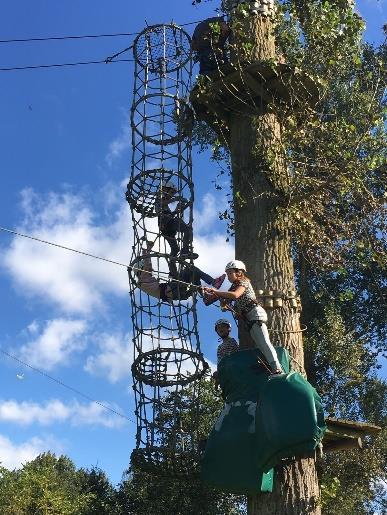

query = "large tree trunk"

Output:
[[227, 10, 321, 515]]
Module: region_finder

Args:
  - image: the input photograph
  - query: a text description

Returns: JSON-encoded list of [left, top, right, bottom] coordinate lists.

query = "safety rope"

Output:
[[0, 348, 135, 423], [0, 226, 205, 292]]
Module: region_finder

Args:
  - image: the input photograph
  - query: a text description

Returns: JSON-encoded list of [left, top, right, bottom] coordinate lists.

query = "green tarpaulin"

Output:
[[201, 348, 326, 495]]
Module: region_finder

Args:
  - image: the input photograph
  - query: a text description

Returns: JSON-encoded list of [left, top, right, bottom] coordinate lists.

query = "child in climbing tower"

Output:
[[132, 240, 225, 303], [203, 260, 283, 374], [155, 179, 197, 259]]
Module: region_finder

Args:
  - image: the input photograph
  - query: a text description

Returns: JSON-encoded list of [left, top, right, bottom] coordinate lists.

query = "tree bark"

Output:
[[227, 9, 321, 515]]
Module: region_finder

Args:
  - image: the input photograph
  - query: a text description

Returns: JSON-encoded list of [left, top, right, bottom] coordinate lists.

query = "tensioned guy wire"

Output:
[[0, 19, 204, 45], [0, 18, 209, 73], [0, 347, 135, 423]]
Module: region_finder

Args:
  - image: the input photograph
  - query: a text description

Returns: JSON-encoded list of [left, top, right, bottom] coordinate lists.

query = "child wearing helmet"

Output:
[[215, 319, 239, 364], [203, 260, 283, 374]]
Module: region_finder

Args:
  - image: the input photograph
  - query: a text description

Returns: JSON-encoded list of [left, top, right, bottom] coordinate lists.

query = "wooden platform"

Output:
[[190, 60, 321, 141], [323, 417, 382, 453]]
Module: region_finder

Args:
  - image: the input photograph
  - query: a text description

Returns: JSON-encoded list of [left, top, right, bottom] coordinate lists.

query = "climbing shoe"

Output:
[[212, 274, 226, 289]]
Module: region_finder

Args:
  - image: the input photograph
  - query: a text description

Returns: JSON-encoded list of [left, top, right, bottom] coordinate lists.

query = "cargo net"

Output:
[[127, 24, 207, 475]]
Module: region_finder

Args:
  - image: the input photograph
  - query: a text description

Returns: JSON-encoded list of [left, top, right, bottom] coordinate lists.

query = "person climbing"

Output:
[[191, 17, 231, 75], [215, 319, 239, 364], [155, 179, 197, 259], [132, 240, 225, 304], [203, 260, 283, 374]]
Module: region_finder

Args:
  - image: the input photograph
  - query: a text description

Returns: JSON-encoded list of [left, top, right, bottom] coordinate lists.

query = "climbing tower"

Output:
[[126, 24, 207, 474]]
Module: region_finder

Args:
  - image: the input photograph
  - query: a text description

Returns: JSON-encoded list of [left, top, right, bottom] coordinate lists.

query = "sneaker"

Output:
[[203, 293, 218, 306], [212, 274, 226, 290]]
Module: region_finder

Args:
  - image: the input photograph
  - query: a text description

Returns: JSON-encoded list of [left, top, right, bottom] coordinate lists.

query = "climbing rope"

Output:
[[0, 226, 210, 293], [0, 347, 134, 423]]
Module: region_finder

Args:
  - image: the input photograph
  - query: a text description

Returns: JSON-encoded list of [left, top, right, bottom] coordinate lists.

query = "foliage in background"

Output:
[[0, 453, 116, 515], [116, 375, 247, 515], [191, 1, 386, 513]]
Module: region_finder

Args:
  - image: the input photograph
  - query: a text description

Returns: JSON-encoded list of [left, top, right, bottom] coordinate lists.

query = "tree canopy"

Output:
[[191, 1, 386, 513]]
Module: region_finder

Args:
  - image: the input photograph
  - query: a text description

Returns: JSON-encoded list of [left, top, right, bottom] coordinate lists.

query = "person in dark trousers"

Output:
[[203, 260, 283, 374], [155, 179, 197, 259], [191, 17, 231, 75]]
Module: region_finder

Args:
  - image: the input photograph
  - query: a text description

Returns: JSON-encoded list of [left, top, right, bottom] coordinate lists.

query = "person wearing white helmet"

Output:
[[214, 318, 239, 364], [203, 260, 283, 374], [155, 179, 197, 259]]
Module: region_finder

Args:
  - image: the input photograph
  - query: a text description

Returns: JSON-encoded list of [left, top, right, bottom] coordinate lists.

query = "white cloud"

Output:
[[0, 399, 126, 429], [106, 121, 131, 166], [192, 192, 234, 277], [84, 329, 210, 386], [18, 318, 87, 370], [1, 183, 233, 318], [1, 188, 131, 314], [194, 234, 234, 279], [193, 192, 226, 234], [0, 434, 63, 470], [84, 332, 132, 383]]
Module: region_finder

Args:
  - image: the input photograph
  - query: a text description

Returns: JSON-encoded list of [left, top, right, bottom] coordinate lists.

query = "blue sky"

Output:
[[0, 0, 385, 486]]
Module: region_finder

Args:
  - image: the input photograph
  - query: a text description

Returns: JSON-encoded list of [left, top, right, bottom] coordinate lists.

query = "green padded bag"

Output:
[[201, 348, 326, 494]]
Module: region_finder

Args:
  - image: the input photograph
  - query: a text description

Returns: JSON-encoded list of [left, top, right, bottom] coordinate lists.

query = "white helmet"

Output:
[[225, 260, 246, 272], [215, 319, 231, 329]]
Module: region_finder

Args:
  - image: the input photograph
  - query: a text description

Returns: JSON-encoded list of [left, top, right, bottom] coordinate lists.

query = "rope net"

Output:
[[127, 24, 206, 475]]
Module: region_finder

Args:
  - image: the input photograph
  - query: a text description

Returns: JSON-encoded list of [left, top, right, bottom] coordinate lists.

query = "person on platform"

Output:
[[215, 318, 239, 364], [191, 17, 231, 75], [203, 260, 283, 374]]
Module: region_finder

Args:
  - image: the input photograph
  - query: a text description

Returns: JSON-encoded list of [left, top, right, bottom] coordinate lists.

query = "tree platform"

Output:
[[323, 417, 382, 453], [190, 60, 321, 141]]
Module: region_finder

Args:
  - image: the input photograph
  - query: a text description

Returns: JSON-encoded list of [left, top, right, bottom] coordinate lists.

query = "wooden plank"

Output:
[[324, 437, 363, 453], [326, 417, 382, 435]]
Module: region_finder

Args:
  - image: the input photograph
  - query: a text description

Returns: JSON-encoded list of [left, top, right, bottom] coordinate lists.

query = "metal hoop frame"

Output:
[[127, 24, 205, 471]]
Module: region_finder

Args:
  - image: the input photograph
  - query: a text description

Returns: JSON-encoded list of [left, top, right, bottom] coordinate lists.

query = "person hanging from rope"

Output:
[[133, 240, 225, 304], [155, 179, 198, 259], [203, 260, 283, 374], [191, 17, 231, 75]]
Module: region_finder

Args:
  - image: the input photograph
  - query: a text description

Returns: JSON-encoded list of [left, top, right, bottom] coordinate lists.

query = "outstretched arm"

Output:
[[202, 285, 245, 300]]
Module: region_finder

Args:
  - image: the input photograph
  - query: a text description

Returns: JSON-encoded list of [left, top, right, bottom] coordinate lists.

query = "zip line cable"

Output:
[[0, 19, 204, 45], [0, 226, 205, 291], [0, 226, 130, 268], [0, 347, 135, 423]]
